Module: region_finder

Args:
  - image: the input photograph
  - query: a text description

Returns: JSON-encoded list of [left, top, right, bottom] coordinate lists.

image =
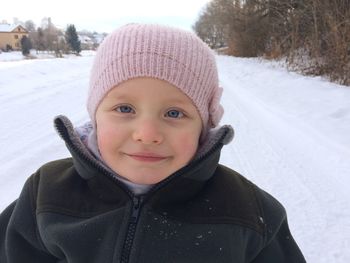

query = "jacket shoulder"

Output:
[[161, 164, 287, 235], [39, 158, 75, 173], [29, 158, 75, 194], [214, 165, 287, 234], [33, 158, 129, 218], [31, 158, 77, 196]]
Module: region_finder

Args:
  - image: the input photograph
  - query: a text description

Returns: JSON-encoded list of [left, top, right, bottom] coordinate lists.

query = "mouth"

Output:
[[126, 152, 169, 162]]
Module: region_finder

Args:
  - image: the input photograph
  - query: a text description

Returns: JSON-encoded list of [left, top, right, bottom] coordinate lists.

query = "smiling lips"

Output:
[[126, 152, 168, 162]]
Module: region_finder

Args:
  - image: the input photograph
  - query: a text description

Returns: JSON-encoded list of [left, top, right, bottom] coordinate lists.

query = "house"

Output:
[[0, 24, 29, 51], [78, 35, 94, 50], [78, 33, 106, 50]]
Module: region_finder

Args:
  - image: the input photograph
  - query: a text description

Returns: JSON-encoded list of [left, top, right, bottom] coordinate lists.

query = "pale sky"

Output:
[[1, 0, 210, 33]]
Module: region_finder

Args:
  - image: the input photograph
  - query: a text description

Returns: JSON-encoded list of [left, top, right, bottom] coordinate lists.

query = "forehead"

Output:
[[105, 77, 195, 105]]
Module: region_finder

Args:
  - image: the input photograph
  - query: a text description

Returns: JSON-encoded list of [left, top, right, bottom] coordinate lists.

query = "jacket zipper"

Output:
[[117, 134, 225, 262], [120, 196, 143, 263]]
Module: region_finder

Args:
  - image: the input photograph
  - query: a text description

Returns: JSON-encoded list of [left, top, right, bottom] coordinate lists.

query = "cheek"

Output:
[[96, 129, 112, 156], [97, 130, 110, 148], [174, 132, 200, 159], [96, 124, 124, 153]]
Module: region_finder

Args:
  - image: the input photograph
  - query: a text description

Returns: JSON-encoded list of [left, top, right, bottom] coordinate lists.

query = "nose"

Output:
[[132, 119, 164, 145]]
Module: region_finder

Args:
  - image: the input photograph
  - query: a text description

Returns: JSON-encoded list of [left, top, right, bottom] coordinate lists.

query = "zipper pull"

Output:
[[131, 196, 142, 223]]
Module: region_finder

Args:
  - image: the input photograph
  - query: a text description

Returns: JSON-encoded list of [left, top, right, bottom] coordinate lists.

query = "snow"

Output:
[[1, 51, 349, 262], [0, 51, 24, 61], [0, 24, 21, 33]]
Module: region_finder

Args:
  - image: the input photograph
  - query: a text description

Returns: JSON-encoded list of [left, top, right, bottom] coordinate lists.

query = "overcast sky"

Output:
[[1, 0, 210, 33]]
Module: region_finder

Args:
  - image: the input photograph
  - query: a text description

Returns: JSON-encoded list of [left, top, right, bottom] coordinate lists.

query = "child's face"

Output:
[[95, 77, 202, 185]]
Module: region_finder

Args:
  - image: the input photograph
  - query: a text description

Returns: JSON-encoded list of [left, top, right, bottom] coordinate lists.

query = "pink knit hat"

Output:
[[87, 23, 224, 131]]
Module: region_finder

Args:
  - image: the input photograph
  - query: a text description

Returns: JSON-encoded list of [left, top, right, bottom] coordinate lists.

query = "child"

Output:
[[0, 24, 306, 262]]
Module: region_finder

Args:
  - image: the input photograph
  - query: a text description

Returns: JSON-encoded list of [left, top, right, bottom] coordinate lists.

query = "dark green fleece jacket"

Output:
[[0, 116, 306, 263]]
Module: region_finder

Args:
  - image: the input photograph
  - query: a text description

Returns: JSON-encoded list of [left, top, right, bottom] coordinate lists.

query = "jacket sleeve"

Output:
[[0, 176, 57, 263], [251, 188, 307, 263]]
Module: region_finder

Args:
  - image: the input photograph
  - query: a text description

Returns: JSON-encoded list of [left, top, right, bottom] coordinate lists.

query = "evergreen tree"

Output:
[[65, 24, 81, 54], [20, 36, 32, 55]]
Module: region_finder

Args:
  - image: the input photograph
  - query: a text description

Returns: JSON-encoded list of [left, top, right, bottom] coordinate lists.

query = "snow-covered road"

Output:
[[217, 56, 350, 262], [1, 52, 349, 262]]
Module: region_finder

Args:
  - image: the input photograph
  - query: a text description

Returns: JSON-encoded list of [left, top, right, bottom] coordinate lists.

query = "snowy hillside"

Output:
[[0, 52, 349, 262]]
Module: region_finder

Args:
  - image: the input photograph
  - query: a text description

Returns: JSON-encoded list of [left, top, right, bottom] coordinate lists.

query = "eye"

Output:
[[166, 109, 184, 118], [115, 105, 135, 114]]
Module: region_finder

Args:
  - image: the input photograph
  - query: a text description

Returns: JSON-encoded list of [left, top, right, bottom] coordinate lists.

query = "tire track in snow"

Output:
[[217, 55, 350, 262]]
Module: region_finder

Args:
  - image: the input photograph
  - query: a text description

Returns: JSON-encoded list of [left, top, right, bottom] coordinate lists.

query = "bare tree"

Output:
[[24, 20, 36, 32], [193, 1, 231, 49], [193, 0, 350, 85]]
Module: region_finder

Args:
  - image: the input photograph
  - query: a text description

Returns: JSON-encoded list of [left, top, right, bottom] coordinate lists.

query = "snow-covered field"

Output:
[[1, 51, 349, 262]]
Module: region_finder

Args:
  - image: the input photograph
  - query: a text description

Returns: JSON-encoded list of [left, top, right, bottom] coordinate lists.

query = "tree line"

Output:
[[21, 18, 82, 56], [14, 18, 105, 57], [193, 0, 350, 85]]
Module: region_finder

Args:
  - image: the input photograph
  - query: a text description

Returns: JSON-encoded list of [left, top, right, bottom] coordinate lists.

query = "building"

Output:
[[78, 35, 94, 50], [0, 24, 29, 51]]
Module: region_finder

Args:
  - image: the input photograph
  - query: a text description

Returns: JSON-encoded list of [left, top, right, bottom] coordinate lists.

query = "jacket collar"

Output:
[[54, 115, 234, 198]]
